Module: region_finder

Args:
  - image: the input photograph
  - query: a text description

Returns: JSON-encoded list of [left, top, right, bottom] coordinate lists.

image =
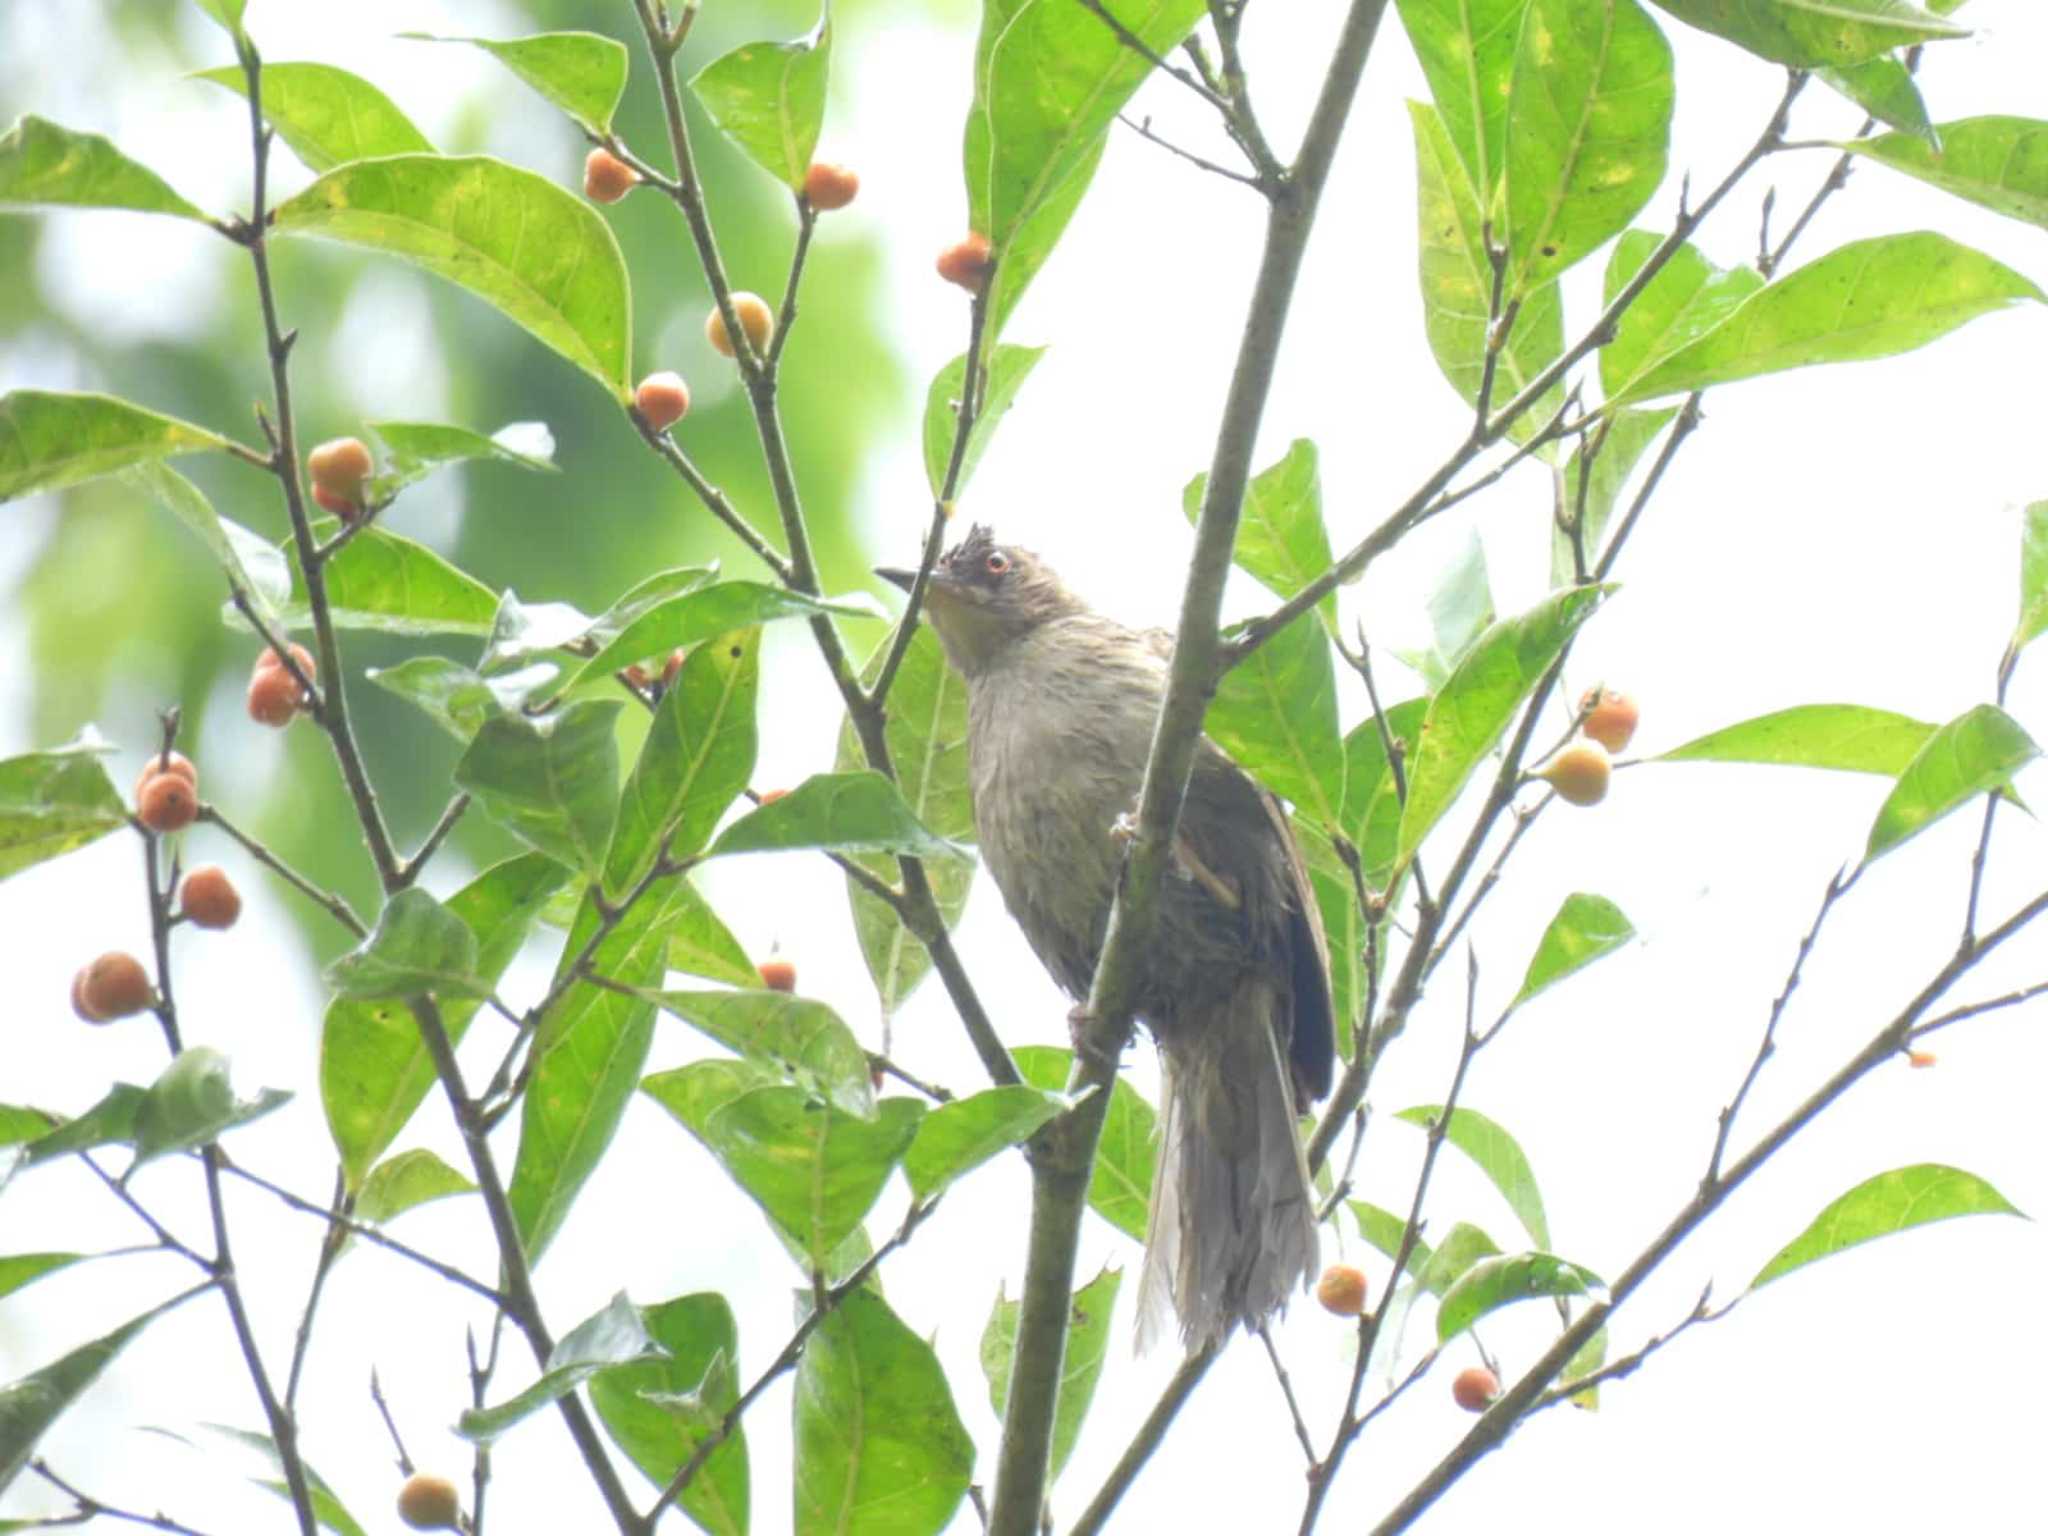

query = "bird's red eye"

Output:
[[986, 551, 1009, 575]]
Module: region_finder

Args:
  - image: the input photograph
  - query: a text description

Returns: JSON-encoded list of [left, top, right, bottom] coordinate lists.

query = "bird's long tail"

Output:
[[1136, 975, 1319, 1352]]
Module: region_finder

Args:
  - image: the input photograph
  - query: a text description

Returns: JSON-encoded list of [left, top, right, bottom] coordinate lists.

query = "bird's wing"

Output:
[[1262, 789, 1337, 1106]]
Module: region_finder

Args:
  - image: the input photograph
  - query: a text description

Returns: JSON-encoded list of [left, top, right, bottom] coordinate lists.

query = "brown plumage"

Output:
[[879, 527, 1334, 1350]]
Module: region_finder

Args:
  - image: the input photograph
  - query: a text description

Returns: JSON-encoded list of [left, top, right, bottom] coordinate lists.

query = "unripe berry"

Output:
[[255, 641, 318, 684], [1908, 1048, 1938, 1069], [936, 232, 993, 292], [705, 292, 775, 359], [74, 952, 152, 1022], [1452, 1365, 1500, 1413], [307, 437, 374, 510], [247, 664, 307, 728], [1538, 740, 1611, 807], [583, 147, 639, 204], [1578, 687, 1639, 754], [759, 956, 797, 993], [133, 751, 196, 805], [137, 772, 199, 833], [395, 1473, 462, 1531], [1315, 1263, 1368, 1317], [180, 865, 242, 930], [803, 161, 860, 211], [757, 788, 788, 805], [635, 371, 691, 431]]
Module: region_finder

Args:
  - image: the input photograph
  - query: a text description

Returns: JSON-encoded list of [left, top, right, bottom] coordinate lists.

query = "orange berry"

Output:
[[1538, 740, 1611, 807], [133, 751, 196, 805], [311, 483, 360, 520], [247, 664, 307, 728], [705, 292, 775, 359], [936, 232, 993, 292], [137, 772, 199, 833], [179, 865, 241, 930], [803, 161, 860, 211], [395, 1473, 462, 1531], [255, 642, 317, 684], [1578, 687, 1639, 754], [307, 437, 373, 506], [662, 648, 684, 687], [759, 956, 797, 993], [1315, 1263, 1368, 1317], [623, 663, 653, 689], [635, 370, 691, 431], [583, 147, 639, 204], [1908, 1049, 1938, 1069], [1452, 1365, 1500, 1413], [75, 952, 152, 1022]]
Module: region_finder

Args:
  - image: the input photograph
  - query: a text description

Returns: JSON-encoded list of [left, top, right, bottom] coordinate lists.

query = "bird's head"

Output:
[[876, 526, 1083, 676]]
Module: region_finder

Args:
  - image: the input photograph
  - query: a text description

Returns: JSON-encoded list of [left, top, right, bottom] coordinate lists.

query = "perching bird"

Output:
[[878, 527, 1334, 1351]]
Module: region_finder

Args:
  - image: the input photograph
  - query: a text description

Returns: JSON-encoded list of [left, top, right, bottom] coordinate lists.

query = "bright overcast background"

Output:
[[4, 2, 2047, 1534]]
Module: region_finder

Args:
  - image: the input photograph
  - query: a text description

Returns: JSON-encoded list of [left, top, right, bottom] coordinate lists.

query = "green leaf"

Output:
[[1647, 0, 1965, 68], [366, 418, 556, 499], [1395, 1105, 1550, 1247], [1185, 439, 1343, 635], [1436, 1250, 1603, 1341], [1400, 528, 1497, 690], [271, 155, 633, 399], [18, 1086, 147, 1168], [325, 888, 489, 1000], [922, 344, 1046, 499], [794, 1289, 973, 1536], [0, 115, 208, 222], [555, 582, 883, 695], [1410, 104, 1566, 444], [1417, 1220, 1502, 1296], [508, 877, 693, 1263], [127, 463, 289, 628], [322, 854, 567, 1190], [131, 1048, 290, 1171], [707, 771, 961, 861], [605, 630, 758, 899], [404, 32, 629, 138], [1865, 704, 2039, 863], [455, 700, 622, 876], [1820, 57, 1935, 143], [964, 0, 1205, 336], [486, 566, 716, 674], [0, 1297, 184, 1496], [0, 389, 234, 504], [1551, 406, 1676, 585], [1754, 1163, 2024, 1289], [1396, 0, 1530, 196], [1599, 230, 1763, 401], [1843, 116, 2048, 230], [0, 1107, 58, 1147], [1504, 0, 1674, 294], [837, 625, 977, 1015], [1563, 1323, 1609, 1409], [199, 1425, 367, 1536], [642, 989, 875, 1118], [192, 64, 434, 174], [690, 16, 831, 192], [366, 657, 555, 742], [1397, 584, 1612, 867], [2014, 501, 2048, 658], [1512, 892, 1635, 1007], [279, 524, 500, 637], [1015, 1046, 1154, 1241], [460, 1293, 662, 1442], [191, 0, 246, 42], [1208, 611, 1344, 830], [1660, 702, 1936, 773], [1341, 698, 1432, 888], [588, 1294, 748, 1536], [661, 881, 759, 989], [0, 1254, 86, 1301], [354, 1149, 475, 1224], [0, 735, 127, 885], [642, 1062, 925, 1266], [980, 1266, 1119, 1487], [903, 1085, 1066, 1200], [1349, 1201, 1434, 1278], [1611, 232, 2042, 405]]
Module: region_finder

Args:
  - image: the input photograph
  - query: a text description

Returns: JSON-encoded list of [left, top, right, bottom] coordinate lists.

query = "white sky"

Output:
[[4, 2, 2047, 1534]]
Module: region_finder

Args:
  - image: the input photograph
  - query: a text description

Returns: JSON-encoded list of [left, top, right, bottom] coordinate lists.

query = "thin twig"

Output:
[[369, 1368, 416, 1475], [1256, 1323, 1318, 1465], [1065, 1343, 1220, 1536], [398, 794, 470, 888], [198, 806, 366, 937], [28, 1462, 220, 1536], [1117, 112, 1262, 187]]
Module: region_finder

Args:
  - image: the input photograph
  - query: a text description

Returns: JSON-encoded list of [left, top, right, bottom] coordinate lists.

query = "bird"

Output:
[[878, 525, 1334, 1351]]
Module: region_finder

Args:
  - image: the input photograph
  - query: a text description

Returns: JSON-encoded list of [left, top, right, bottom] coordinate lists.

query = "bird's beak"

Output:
[[874, 566, 917, 593]]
